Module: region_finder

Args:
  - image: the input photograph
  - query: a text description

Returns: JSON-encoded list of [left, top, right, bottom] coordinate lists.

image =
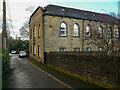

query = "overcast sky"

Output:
[[0, 0, 119, 38]]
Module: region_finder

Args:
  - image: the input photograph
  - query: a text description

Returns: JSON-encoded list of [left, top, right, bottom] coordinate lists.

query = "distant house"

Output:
[[29, 4, 120, 63]]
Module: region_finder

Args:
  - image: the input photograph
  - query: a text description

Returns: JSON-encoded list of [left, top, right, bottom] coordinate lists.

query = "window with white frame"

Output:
[[86, 47, 91, 51], [38, 45, 40, 57], [73, 24, 79, 37], [59, 47, 66, 52], [60, 22, 67, 36], [107, 28, 111, 38], [34, 44, 36, 55], [86, 25, 91, 37], [116, 28, 119, 38], [97, 47, 102, 51], [98, 26, 103, 38], [33, 26, 36, 38], [74, 48, 80, 51]]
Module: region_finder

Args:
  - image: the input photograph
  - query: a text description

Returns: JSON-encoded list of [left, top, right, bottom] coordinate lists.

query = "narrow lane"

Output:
[[6, 54, 68, 88]]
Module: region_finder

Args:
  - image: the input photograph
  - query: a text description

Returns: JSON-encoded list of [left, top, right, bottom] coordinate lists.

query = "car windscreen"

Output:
[[19, 51, 25, 54]]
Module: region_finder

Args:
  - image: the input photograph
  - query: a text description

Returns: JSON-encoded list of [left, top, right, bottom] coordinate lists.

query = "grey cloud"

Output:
[[26, 5, 35, 13]]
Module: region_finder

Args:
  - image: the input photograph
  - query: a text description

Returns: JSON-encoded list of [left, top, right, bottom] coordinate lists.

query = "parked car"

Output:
[[11, 50, 16, 54], [19, 51, 27, 58]]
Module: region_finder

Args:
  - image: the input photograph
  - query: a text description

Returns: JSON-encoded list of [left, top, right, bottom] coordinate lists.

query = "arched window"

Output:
[[107, 28, 111, 38], [60, 22, 67, 36], [86, 25, 91, 37], [33, 26, 36, 38], [116, 28, 119, 38], [73, 24, 79, 37], [98, 26, 103, 37]]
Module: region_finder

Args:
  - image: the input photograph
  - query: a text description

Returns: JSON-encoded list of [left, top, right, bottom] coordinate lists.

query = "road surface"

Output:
[[5, 54, 68, 88]]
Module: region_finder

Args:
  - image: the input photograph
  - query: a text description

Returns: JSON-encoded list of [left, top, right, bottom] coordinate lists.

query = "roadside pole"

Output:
[[2, 0, 7, 52]]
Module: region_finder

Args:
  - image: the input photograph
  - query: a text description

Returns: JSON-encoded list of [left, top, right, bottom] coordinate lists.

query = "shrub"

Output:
[[2, 48, 10, 73]]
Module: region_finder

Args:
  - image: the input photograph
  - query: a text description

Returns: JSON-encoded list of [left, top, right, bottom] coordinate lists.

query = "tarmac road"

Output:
[[5, 54, 68, 88]]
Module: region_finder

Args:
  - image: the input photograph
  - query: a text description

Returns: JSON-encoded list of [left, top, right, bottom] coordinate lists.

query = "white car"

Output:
[[11, 50, 16, 54], [19, 51, 27, 57]]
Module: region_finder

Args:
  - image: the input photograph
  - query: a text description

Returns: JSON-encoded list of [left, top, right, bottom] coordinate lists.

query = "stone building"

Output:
[[29, 4, 120, 63]]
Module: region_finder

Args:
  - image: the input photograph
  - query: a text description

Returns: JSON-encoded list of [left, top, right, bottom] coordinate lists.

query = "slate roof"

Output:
[[43, 4, 120, 24], [30, 4, 120, 24]]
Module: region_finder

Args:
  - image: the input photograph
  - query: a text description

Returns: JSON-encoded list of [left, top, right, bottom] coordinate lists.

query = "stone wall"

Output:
[[29, 10, 120, 63], [44, 15, 83, 52], [44, 15, 119, 52], [29, 8, 44, 63], [45, 52, 120, 88]]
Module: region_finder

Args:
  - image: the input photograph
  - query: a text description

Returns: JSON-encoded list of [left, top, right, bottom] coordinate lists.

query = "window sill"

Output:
[[60, 36, 67, 37], [72, 36, 80, 38]]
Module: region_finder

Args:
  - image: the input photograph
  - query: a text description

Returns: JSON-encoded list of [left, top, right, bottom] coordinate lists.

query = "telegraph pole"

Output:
[[2, 0, 7, 51]]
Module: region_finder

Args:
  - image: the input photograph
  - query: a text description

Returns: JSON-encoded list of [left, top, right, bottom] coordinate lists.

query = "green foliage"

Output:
[[2, 48, 10, 72], [9, 38, 29, 54]]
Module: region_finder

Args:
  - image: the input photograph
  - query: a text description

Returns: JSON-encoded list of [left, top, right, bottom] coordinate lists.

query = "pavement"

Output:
[[4, 54, 69, 88]]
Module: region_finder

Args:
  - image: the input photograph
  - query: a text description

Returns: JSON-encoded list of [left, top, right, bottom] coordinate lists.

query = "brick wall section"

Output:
[[45, 52, 120, 88]]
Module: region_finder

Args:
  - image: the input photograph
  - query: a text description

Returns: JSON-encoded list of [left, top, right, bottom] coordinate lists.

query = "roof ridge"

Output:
[[44, 4, 120, 21], [30, 4, 120, 24]]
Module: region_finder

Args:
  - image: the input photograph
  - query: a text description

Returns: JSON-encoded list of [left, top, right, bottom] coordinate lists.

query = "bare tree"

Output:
[[19, 20, 29, 40], [101, 9, 120, 20], [87, 24, 120, 55], [108, 12, 120, 20], [84, 9, 120, 56]]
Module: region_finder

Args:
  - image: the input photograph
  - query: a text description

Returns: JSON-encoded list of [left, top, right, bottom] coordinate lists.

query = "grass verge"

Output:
[[25, 57, 105, 89], [2, 71, 11, 88]]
